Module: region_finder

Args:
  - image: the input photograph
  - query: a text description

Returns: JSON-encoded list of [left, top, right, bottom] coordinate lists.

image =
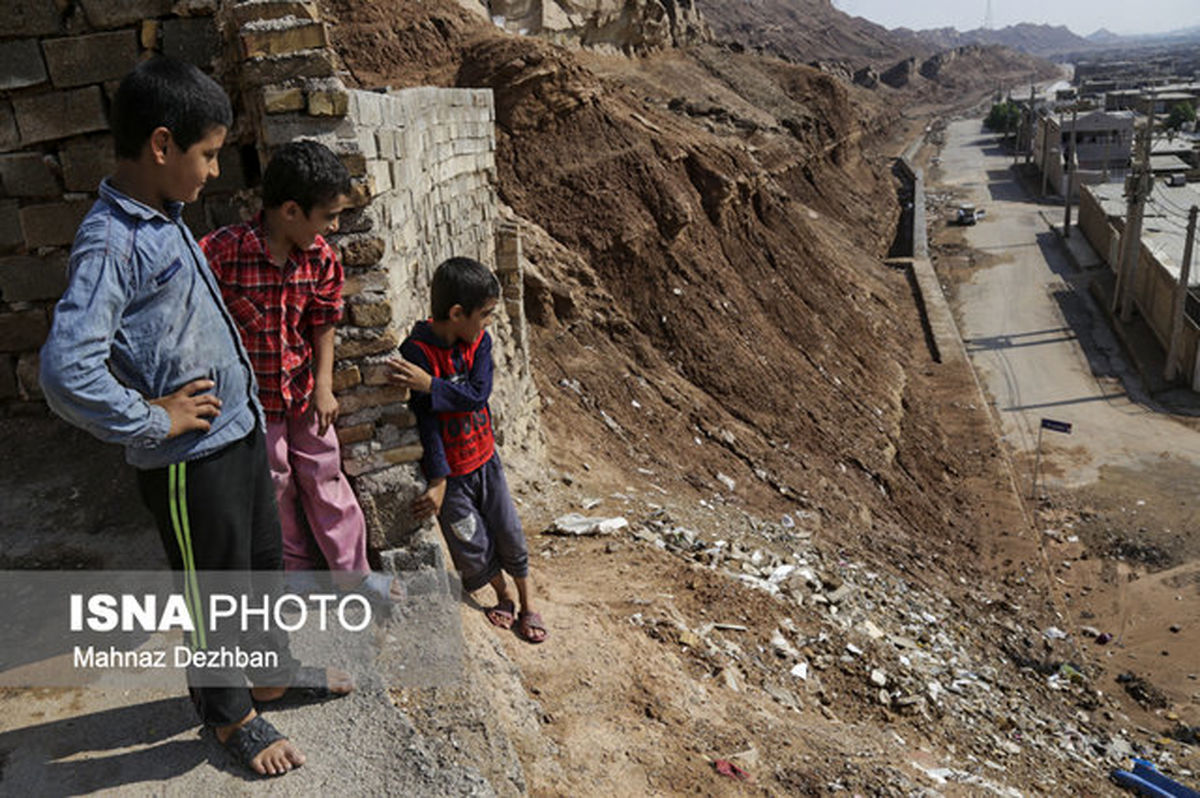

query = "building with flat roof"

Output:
[[1079, 182, 1200, 389], [1034, 110, 1135, 197]]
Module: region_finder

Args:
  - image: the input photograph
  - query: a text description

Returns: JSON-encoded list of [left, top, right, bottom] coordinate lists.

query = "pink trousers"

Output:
[[266, 412, 369, 573]]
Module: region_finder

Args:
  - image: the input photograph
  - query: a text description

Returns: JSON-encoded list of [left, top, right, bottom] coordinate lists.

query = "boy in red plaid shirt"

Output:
[[201, 140, 400, 602]]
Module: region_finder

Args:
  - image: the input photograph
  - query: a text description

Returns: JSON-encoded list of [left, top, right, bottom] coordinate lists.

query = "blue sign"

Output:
[[1040, 418, 1072, 434]]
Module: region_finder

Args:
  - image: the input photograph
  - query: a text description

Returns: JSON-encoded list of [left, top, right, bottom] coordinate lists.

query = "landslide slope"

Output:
[[324, 0, 1014, 575], [320, 3, 1122, 795]]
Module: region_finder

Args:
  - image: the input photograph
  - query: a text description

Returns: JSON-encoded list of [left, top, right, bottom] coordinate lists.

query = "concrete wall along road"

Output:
[[1078, 184, 1200, 385]]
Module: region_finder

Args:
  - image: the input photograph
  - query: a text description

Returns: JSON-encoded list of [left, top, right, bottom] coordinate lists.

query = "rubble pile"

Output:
[[575, 505, 1200, 791]]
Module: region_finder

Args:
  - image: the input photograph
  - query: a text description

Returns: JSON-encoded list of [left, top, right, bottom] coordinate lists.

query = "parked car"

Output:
[[955, 203, 984, 225]]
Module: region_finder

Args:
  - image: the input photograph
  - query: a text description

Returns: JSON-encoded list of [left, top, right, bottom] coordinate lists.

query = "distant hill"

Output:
[[1082, 24, 1200, 47], [695, 0, 924, 66], [1086, 28, 1123, 44], [896, 23, 1092, 57]]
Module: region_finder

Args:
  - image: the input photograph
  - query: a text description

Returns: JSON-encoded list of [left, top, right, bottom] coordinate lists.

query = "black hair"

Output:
[[111, 56, 233, 160], [431, 257, 500, 320], [261, 140, 352, 213]]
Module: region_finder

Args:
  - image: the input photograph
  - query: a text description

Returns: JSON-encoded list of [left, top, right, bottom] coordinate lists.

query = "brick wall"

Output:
[[255, 83, 541, 550], [0, 0, 252, 402], [1, 1, 542, 556]]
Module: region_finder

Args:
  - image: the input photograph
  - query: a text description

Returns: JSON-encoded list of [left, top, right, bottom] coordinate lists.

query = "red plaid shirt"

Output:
[[200, 213, 343, 420]]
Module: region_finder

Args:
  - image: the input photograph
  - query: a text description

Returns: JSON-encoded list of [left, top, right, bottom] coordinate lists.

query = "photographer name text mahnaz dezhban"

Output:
[[72, 645, 279, 669]]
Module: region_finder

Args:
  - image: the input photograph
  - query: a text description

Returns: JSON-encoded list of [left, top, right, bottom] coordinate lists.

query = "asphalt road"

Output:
[[935, 119, 1200, 488]]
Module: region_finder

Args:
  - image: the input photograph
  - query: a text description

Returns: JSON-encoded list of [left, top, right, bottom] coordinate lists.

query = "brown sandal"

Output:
[[517, 611, 548, 644], [485, 599, 516, 629]]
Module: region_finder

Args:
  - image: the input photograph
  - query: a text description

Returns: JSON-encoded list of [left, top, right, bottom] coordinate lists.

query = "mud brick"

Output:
[[335, 328, 399, 360], [161, 17, 220, 69], [0, 200, 22, 252], [240, 21, 328, 59], [374, 130, 395, 160], [0, 103, 17, 153], [13, 87, 107, 145], [0, 309, 49, 352], [360, 363, 396, 387], [79, 0, 171, 29], [336, 423, 373, 446], [242, 49, 335, 87], [19, 199, 93, 248], [260, 111, 350, 147], [16, 351, 41, 399], [0, 39, 48, 90], [140, 19, 160, 50], [42, 30, 138, 88], [379, 445, 422, 466], [262, 85, 305, 114], [380, 407, 416, 429], [1, 1, 60, 37], [307, 79, 350, 117], [60, 135, 116, 192], [340, 235, 385, 267], [171, 0, 218, 15], [337, 385, 409, 416], [342, 445, 423, 477], [0, 153, 59, 198], [348, 300, 391, 328], [332, 365, 361, 392], [352, 91, 384, 127], [366, 159, 392, 193], [233, 1, 320, 25], [0, 356, 17, 399], [342, 270, 386, 297], [0, 252, 68, 302]]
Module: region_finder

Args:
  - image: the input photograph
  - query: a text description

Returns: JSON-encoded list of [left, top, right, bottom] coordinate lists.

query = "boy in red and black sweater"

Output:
[[389, 257, 547, 643]]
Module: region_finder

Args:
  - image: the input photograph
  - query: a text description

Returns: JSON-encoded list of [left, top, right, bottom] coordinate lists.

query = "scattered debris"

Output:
[[713, 759, 751, 781]]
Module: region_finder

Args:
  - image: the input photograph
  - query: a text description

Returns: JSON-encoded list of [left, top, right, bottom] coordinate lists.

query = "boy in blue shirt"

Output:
[[39, 57, 351, 777]]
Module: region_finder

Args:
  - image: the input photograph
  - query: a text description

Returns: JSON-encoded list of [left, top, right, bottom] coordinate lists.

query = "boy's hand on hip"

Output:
[[314, 387, 338, 436], [150, 379, 221, 438], [411, 478, 446, 520], [387, 357, 433, 393]]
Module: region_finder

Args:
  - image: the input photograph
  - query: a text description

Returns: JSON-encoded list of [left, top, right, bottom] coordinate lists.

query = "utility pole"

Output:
[[1064, 106, 1078, 238], [1164, 205, 1198, 383], [1101, 128, 1110, 182], [1041, 112, 1053, 196], [1026, 82, 1036, 164], [1113, 92, 1155, 323]]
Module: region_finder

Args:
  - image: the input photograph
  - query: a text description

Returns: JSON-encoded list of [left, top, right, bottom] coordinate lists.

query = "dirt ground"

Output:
[[1, 3, 1195, 795]]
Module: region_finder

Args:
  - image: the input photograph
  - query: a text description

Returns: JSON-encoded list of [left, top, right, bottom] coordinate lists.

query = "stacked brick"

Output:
[[233, 3, 540, 549], [0, 0, 243, 402], [3, 0, 542, 553], [274, 87, 510, 550]]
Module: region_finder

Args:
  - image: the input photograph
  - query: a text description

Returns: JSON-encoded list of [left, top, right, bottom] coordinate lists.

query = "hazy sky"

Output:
[[832, 0, 1195, 36]]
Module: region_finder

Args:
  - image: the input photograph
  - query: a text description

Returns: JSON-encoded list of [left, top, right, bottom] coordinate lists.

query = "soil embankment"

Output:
[[316, 2, 1176, 794]]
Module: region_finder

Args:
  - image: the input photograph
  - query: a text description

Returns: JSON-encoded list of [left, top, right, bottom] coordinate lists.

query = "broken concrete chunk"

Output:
[[545, 513, 629, 536]]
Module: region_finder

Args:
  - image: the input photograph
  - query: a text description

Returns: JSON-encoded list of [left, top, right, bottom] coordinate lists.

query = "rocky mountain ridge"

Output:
[[895, 22, 1091, 58]]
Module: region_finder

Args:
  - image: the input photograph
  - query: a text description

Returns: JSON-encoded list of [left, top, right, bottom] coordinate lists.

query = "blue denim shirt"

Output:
[[40, 179, 263, 469]]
